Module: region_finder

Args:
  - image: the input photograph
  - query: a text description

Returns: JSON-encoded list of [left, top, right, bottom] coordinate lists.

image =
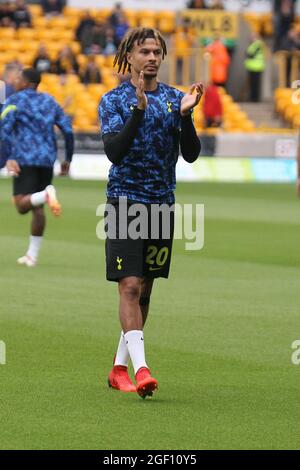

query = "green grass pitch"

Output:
[[1, 177, 300, 450]]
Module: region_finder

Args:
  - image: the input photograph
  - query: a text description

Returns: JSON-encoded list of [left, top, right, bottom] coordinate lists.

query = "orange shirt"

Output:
[[206, 40, 230, 84]]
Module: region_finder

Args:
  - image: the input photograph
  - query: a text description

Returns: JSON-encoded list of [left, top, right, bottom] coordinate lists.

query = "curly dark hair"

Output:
[[113, 27, 167, 74]]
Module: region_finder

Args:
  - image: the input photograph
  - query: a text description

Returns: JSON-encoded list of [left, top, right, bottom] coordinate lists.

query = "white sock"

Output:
[[124, 330, 148, 374], [30, 190, 47, 207], [114, 331, 130, 367], [27, 235, 43, 261]]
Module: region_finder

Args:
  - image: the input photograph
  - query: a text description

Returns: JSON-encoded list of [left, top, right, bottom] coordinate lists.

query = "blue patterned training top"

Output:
[[99, 81, 185, 204], [1, 88, 73, 168]]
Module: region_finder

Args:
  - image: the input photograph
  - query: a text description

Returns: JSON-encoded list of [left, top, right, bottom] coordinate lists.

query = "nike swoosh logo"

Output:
[[149, 267, 162, 271]]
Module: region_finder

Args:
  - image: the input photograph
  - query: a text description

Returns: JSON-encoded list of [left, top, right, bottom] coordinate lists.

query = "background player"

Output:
[[99, 28, 203, 398], [1, 68, 74, 267]]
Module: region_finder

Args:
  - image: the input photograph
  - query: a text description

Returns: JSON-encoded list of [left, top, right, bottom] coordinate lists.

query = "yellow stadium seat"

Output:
[[95, 55, 106, 68], [18, 52, 35, 66], [95, 9, 112, 22], [41, 73, 60, 85], [8, 40, 23, 52], [77, 54, 88, 69], [292, 114, 300, 128], [32, 17, 48, 29], [28, 4, 42, 17], [88, 8, 99, 19], [241, 120, 256, 131], [104, 55, 115, 68], [1, 51, 20, 63], [276, 97, 291, 113], [83, 103, 98, 118], [137, 10, 157, 29], [74, 90, 93, 104], [217, 87, 226, 95], [262, 14, 273, 36], [86, 83, 107, 100], [35, 30, 58, 41], [70, 42, 81, 55], [65, 74, 80, 85], [63, 7, 82, 18], [0, 28, 16, 40], [48, 17, 73, 30], [275, 87, 292, 99], [58, 30, 75, 42], [125, 10, 138, 28], [67, 17, 80, 29], [86, 84, 106, 95], [221, 94, 233, 105], [38, 83, 51, 94], [102, 74, 119, 88], [22, 40, 39, 54], [284, 103, 300, 121], [17, 28, 38, 41], [0, 52, 10, 65], [73, 113, 91, 125], [44, 41, 62, 53], [71, 83, 86, 94]]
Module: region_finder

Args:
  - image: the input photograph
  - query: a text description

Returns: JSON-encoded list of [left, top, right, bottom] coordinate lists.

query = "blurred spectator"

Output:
[[109, 3, 124, 28], [81, 55, 102, 84], [102, 27, 118, 56], [2, 63, 21, 99], [13, 0, 31, 28], [7, 57, 23, 69], [273, 0, 296, 51], [203, 82, 223, 127], [0, 1, 15, 27], [244, 33, 265, 102], [186, 0, 207, 8], [114, 11, 129, 46], [206, 36, 230, 87], [75, 10, 96, 42], [33, 44, 52, 74], [54, 46, 79, 75], [42, 0, 64, 17], [280, 26, 300, 50], [81, 23, 107, 55]]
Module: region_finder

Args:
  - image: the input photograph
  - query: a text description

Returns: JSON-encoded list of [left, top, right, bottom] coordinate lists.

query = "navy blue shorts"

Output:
[[13, 166, 53, 196]]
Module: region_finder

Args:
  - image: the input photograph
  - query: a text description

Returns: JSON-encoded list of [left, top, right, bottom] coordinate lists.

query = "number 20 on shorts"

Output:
[[146, 245, 169, 267]]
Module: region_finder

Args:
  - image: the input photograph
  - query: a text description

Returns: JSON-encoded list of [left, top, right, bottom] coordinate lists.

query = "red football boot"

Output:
[[135, 367, 158, 399], [108, 365, 136, 393]]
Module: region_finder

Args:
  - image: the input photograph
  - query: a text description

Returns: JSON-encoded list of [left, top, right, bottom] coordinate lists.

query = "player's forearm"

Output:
[[64, 132, 74, 162], [102, 108, 145, 164], [180, 114, 201, 163], [0, 138, 11, 164]]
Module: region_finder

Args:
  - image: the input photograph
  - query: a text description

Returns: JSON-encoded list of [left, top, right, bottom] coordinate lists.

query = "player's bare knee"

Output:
[[16, 204, 29, 215], [120, 279, 141, 303]]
